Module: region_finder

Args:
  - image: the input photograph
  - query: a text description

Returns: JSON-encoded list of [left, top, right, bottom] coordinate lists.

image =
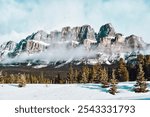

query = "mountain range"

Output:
[[0, 23, 150, 67]]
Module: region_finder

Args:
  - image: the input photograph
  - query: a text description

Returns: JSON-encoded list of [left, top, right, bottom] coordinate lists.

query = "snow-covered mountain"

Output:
[[0, 23, 149, 66]]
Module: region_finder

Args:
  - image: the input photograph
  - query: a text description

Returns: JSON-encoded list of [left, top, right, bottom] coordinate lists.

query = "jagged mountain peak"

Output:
[[0, 40, 16, 52], [32, 30, 49, 41], [98, 23, 116, 38], [125, 34, 146, 49], [0, 23, 149, 66]]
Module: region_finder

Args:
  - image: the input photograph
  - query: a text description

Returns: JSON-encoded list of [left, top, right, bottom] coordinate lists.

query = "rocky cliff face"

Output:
[[0, 23, 149, 65], [125, 35, 146, 50], [0, 41, 16, 59], [12, 25, 97, 54], [98, 23, 115, 38], [0, 41, 16, 52]]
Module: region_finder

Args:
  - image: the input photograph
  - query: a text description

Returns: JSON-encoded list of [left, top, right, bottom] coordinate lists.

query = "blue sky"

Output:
[[0, 0, 150, 43]]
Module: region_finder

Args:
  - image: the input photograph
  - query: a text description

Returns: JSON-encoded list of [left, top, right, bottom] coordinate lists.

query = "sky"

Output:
[[0, 0, 150, 44]]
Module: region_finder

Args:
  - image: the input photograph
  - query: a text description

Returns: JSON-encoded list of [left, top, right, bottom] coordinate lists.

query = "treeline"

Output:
[[0, 54, 149, 93], [0, 54, 150, 85], [65, 60, 128, 84], [127, 54, 150, 81], [0, 72, 52, 84], [66, 54, 150, 83], [65, 54, 149, 94]]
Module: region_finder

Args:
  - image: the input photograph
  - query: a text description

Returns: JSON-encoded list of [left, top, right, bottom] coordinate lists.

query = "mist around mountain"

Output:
[[0, 23, 150, 66]]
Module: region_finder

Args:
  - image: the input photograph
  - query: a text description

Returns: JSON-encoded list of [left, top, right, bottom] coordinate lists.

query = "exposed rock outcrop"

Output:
[[125, 35, 145, 50], [0, 41, 16, 59], [0, 23, 149, 65], [98, 23, 115, 40]]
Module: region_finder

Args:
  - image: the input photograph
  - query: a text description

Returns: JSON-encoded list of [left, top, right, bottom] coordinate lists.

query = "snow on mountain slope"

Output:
[[0, 82, 149, 100], [0, 23, 149, 66], [33, 65, 48, 69], [31, 40, 50, 46]]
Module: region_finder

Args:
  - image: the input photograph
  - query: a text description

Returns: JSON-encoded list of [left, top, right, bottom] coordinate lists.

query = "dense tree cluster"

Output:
[[109, 69, 118, 95], [116, 58, 129, 81], [0, 54, 149, 92], [0, 72, 52, 84], [134, 63, 148, 93], [128, 54, 150, 81], [18, 74, 27, 87]]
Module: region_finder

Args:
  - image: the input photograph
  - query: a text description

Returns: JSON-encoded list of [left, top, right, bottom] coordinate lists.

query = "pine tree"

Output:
[[10, 74, 16, 84], [56, 73, 61, 84], [0, 71, 4, 84], [144, 55, 150, 81], [137, 54, 145, 65], [101, 68, 109, 88], [134, 64, 148, 93], [117, 58, 129, 81], [109, 69, 118, 95], [18, 74, 26, 87], [77, 71, 82, 83], [80, 66, 89, 83], [84, 65, 90, 82], [74, 69, 79, 83], [80, 72, 87, 83], [67, 64, 74, 83], [96, 64, 103, 82], [91, 65, 98, 83]]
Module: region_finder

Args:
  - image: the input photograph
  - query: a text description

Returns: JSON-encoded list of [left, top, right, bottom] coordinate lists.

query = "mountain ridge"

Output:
[[0, 23, 149, 66]]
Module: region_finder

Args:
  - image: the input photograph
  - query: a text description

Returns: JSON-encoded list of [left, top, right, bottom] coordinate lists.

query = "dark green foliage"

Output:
[[91, 65, 98, 83], [74, 69, 79, 83], [101, 68, 109, 88], [0, 54, 150, 85], [80, 65, 89, 83], [137, 54, 145, 65], [117, 58, 129, 81], [0, 71, 4, 84], [134, 64, 148, 93], [109, 70, 118, 95], [67, 64, 74, 83], [89, 63, 102, 83], [144, 55, 150, 81]]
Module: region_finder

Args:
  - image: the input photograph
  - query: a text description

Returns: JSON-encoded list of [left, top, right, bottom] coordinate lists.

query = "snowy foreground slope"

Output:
[[0, 82, 150, 100]]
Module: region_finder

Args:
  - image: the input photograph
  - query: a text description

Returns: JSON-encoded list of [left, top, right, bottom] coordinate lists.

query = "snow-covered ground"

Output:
[[0, 82, 150, 100]]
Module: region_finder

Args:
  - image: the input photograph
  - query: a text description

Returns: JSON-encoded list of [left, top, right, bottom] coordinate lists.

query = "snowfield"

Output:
[[0, 82, 150, 100]]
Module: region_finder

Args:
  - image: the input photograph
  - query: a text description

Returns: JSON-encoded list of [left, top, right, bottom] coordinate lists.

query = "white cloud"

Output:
[[2, 44, 97, 64], [0, 0, 150, 43]]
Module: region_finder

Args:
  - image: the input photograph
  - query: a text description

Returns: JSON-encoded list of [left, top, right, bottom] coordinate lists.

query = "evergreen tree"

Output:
[[56, 73, 61, 84], [80, 71, 87, 83], [84, 65, 90, 82], [137, 54, 145, 65], [0, 71, 4, 84], [67, 64, 74, 83], [144, 55, 150, 81], [117, 58, 129, 81], [134, 64, 148, 93], [96, 64, 103, 82], [18, 74, 26, 87], [109, 69, 118, 95], [77, 71, 82, 83], [30, 75, 36, 83], [10, 74, 16, 84], [74, 69, 79, 83], [91, 65, 98, 83], [101, 68, 109, 88], [80, 65, 89, 83]]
